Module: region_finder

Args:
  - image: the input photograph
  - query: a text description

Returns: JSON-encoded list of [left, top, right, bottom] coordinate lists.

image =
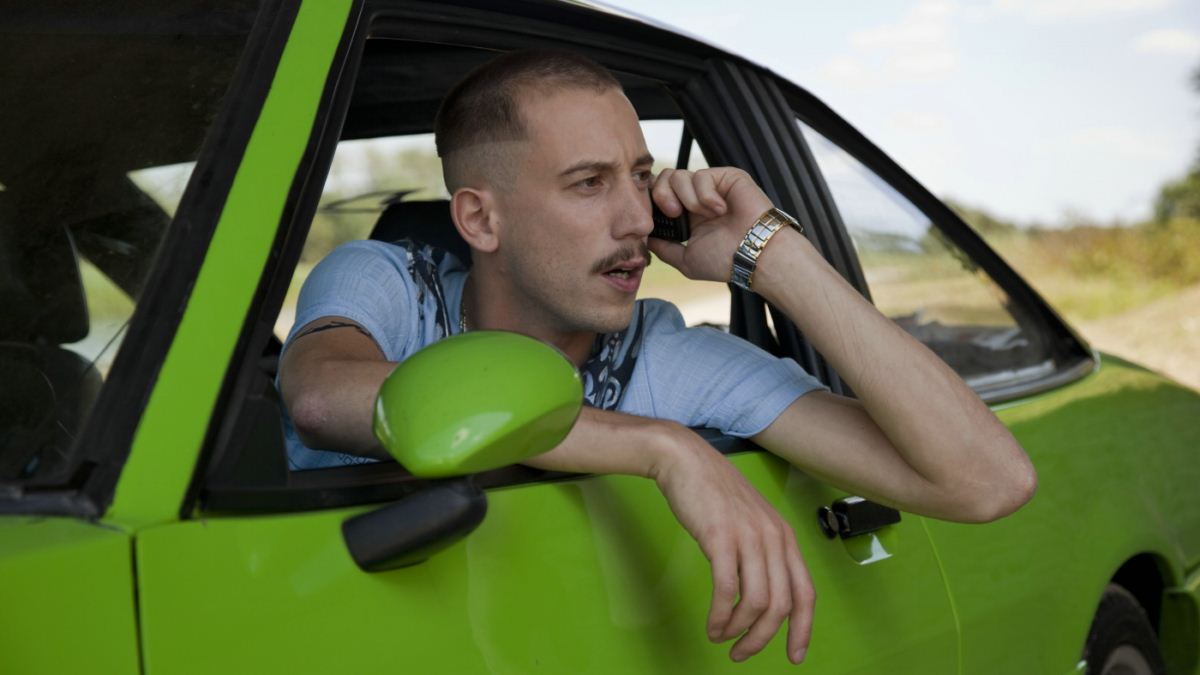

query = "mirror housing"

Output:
[[373, 331, 583, 478], [345, 332, 583, 572]]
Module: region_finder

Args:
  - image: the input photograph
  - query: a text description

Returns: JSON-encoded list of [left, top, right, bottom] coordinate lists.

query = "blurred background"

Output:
[[603, 0, 1200, 389]]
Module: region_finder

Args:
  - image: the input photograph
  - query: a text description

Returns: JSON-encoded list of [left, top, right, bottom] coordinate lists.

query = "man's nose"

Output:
[[614, 179, 654, 239]]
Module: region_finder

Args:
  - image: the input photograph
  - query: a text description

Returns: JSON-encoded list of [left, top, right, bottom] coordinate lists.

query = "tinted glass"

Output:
[[798, 120, 1055, 389], [0, 2, 261, 485]]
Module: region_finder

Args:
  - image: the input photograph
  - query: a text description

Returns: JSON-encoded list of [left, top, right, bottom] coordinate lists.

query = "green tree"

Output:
[[1152, 61, 1200, 224]]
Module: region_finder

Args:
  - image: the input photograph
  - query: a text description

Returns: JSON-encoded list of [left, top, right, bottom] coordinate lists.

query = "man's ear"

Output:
[[450, 187, 500, 253]]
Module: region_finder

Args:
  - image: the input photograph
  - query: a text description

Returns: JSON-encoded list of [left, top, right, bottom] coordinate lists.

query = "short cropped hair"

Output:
[[434, 50, 621, 191]]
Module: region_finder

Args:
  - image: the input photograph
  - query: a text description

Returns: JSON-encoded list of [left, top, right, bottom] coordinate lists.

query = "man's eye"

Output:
[[633, 171, 652, 185], [578, 176, 602, 189]]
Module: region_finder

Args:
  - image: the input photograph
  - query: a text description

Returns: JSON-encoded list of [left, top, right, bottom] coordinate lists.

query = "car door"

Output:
[[128, 3, 960, 673]]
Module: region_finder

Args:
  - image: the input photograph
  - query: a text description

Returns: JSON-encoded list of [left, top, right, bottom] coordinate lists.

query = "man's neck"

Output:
[[463, 274, 596, 367]]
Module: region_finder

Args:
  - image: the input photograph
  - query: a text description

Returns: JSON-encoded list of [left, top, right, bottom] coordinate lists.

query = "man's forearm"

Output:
[[521, 406, 681, 479], [750, 228, 1032, 495]]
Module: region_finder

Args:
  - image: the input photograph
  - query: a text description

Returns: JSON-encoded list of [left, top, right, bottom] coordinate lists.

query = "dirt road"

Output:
[[1075, 283, 1200, 391]]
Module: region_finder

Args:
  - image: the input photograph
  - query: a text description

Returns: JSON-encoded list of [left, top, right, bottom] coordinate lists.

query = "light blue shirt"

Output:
[[280, 239, 827, 470]]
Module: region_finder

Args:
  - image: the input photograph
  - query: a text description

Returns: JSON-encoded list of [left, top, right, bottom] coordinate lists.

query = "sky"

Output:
[[603, 0, 1200, 226]]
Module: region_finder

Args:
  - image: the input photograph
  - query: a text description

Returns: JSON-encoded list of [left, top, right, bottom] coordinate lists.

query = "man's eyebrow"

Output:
[[559, 153, 656, 177]]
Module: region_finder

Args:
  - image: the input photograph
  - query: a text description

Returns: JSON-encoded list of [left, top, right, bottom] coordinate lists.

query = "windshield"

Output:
[[0, 1, 261, 489]]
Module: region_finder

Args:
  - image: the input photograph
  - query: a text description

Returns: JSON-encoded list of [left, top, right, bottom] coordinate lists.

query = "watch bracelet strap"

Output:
[[731, 208, 803, 291]]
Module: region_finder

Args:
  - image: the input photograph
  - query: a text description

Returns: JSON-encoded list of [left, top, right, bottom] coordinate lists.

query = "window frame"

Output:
[[771, 75, 1097, 403]]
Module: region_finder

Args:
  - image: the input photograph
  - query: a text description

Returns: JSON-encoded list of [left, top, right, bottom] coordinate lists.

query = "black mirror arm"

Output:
[[342, 476, 486, 572]]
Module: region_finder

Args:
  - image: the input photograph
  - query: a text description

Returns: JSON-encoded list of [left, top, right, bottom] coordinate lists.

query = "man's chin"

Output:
[[588, 299, 637, 334]]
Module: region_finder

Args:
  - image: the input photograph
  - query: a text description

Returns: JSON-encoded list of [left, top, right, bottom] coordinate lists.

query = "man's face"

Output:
[[491, 85, 655, 335]]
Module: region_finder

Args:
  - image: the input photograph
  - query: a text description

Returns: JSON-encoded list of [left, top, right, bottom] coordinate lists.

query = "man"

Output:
[[279, 50, 1037, 665]]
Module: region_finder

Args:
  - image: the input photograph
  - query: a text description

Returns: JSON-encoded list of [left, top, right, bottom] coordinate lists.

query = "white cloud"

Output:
[[889, 109, 952, 134], [851, 0, 956, 49], [990, 0, 1175, 23], [1133, 28, 1200, 57], [820, 55, 875, 87], [816, 0, 960, 86], [1068, 126, 1171, 160]]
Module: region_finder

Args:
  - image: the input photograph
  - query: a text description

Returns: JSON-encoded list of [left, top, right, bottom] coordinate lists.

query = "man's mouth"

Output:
[[594, 244, 651, 293], [600, 259, 646, 293]]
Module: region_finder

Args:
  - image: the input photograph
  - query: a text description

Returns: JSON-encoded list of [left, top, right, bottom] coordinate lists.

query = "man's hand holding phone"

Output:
[[647, 167, 776, 283]]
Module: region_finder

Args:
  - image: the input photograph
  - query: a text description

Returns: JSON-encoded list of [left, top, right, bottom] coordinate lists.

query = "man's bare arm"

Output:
[[278, 315, 813, 664], [278, 316, 394, 458], [648, 167, 1037, 524], [750, 230, 1035, 523]]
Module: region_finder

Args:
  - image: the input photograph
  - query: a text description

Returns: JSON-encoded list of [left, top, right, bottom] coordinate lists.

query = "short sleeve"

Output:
[[281, 241, 417, 361], [628, 299, 829, 437]]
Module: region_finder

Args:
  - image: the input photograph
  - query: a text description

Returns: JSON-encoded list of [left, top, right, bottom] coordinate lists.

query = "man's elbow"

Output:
[[962, 451, 1038, 524], [288, 390, 334, 450]]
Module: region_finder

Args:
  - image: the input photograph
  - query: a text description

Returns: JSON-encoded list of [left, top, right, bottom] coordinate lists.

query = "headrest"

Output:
[[368, 199, 471, 265], [0, 224, 89, 344]]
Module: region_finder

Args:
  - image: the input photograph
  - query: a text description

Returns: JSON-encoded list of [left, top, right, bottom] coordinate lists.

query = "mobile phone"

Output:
[[651, 201, 690, 242]]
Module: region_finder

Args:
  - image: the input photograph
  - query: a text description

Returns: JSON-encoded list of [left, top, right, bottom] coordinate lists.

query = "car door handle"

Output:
[[817, 496, 901, 539]]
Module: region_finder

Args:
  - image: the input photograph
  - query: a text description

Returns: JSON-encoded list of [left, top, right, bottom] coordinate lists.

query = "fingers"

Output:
[[720, 544, 768, 645], [651, 169, 684, 216], [652, 168, 727, 218], [708, 518, 813, 665], [647, 237, 687, 271], [655, 444, 814, 666], [785, 527, 815, 664], [706, 543, 739, 642], [729, 531, 792, 663], [690, 170, 727, 216]]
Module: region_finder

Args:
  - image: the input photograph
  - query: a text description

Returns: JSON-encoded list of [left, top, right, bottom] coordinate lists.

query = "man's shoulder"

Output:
[[636, 298, 731, 340], [636, 297, 686, 330]]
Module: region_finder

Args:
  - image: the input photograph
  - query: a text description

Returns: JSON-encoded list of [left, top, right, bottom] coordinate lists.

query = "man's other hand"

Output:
[[651, 423, 814, 665], [647, 167, 774, 283]]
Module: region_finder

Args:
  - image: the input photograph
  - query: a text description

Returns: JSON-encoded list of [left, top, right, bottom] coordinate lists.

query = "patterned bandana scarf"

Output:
[[580, 303, 644, 411]]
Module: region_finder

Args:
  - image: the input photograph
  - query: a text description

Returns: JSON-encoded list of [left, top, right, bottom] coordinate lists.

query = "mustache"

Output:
[[592, 243, 653, 274]]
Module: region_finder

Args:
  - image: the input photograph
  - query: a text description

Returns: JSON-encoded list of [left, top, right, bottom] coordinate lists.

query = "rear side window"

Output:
[[0, 2, 261, 487], [797, 120, 1056, 391]]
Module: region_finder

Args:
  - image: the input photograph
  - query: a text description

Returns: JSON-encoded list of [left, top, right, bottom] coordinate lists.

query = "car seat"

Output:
[[368, 198, 470, 264], [0, 223, 103, 483]]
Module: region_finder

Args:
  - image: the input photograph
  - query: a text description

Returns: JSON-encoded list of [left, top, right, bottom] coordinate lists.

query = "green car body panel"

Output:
[[0, 518, 139, 673], [3, 0, 1200, 673], [932, 355, 1200, 675], [134, 454, 958, 674]]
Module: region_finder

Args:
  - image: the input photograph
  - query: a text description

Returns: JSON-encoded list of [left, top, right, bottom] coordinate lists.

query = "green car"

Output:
[[3, 2, 1199, 674]]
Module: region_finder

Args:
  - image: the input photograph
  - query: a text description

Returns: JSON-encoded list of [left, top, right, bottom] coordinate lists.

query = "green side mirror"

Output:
[[373, 331, 583, 478]]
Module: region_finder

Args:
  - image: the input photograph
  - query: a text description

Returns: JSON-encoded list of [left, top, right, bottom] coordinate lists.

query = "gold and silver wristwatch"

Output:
[[730, 207, 804, 291]]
